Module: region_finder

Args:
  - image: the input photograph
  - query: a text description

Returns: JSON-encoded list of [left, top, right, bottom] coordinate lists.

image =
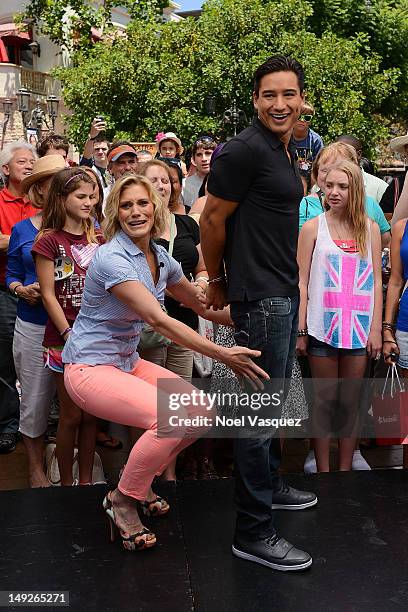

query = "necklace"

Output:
[[331, 221, 352, 250]]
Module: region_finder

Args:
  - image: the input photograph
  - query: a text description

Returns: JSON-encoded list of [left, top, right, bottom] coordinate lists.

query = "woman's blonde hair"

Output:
[[311, 142, 358, 186], [137, 159, 179, 211], [103, 174, 168, 241], [302, 101, 315, 115], [325, 159, 368, 257]]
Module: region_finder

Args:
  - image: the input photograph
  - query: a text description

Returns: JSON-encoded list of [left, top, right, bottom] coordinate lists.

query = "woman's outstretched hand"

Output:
[[220, 347, 269, 390]]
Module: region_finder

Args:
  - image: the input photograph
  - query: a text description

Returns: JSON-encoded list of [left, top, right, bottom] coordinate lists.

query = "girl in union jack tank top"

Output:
[[297, 160, 383, 472]]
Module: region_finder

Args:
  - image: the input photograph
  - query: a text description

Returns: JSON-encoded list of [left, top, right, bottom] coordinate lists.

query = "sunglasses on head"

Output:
[[299, 114, 313, 122], [194, 136, 215, 146]]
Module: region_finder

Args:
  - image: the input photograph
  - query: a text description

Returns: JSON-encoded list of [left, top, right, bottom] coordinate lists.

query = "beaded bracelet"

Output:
[[382, 322, 395, 332], [297, 328, 308, 337]]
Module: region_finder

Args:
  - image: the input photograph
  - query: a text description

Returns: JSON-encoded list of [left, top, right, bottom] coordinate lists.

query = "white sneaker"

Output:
[[352, 450, 371, 470], [303, 450, 317, 474]]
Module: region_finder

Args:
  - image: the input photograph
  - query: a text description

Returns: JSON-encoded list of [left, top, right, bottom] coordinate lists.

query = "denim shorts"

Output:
[[308, 335, 367, 357], [396, 330, 408, 369]]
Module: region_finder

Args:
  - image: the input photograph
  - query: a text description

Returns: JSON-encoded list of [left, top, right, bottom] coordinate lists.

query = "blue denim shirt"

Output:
[[62, 230, 183, 372]]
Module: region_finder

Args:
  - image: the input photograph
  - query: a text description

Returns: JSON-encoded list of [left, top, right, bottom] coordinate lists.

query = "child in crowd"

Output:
[[32, 168, 104, 485], [297, 160, 382, 472], [182, 137, 216, 209], [156, 132, 186, 176]]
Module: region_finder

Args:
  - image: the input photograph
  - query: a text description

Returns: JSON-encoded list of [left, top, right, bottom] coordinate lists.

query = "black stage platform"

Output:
[[2, 471, 408, 612]]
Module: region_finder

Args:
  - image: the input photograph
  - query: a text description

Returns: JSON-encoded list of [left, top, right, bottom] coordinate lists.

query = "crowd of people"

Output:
[[1, 53, 408, 571]]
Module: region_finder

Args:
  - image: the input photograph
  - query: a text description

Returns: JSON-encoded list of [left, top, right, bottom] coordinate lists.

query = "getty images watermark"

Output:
[[156, 376, 408, 439], [168, 389, 302, 430], [157, 379, 303, 438]]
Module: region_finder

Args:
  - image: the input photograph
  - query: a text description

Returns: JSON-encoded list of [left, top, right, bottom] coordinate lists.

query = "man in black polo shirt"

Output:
[[201, 55, 316, 571]]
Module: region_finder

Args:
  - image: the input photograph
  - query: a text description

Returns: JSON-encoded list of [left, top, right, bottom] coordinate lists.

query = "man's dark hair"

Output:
[[192, 135, 217, 157], [335, 134, 363, 154], [360, 157, 375, 174], [107, 140, 137, 156], [93, 135, 109, 146], [253, 55, 305, 95], [37, 133, 69, 157]]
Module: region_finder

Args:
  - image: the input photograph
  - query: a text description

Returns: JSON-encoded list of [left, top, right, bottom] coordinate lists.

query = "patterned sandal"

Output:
[[103, 492, 156, 551], [139, 495, 170, 517]]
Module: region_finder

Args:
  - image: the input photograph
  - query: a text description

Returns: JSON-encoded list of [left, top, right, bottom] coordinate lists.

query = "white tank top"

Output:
[[307, 214, 374, 349]]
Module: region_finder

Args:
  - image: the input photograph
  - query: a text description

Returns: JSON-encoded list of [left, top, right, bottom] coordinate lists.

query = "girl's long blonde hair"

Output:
[[325, 159, 368, 257], [36, 168, 99, 244]]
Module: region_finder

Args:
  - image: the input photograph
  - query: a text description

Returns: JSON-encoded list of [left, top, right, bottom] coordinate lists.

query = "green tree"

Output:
[[306, 0, 408, 119], [46, 0, 401, 153], [16, 0, 169, 54]]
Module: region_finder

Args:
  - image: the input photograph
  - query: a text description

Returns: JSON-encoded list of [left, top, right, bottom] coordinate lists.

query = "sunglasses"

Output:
[[194, 136, 215, 146], [299, 114, 313, 122]]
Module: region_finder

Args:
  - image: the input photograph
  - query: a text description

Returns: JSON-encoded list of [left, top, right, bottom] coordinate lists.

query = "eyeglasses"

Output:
[[299, 114, 313, 122]]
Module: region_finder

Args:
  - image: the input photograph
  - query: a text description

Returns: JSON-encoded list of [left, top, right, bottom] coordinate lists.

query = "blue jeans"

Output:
[[0, 289, 19, 434], [230, 294, 299, 539]]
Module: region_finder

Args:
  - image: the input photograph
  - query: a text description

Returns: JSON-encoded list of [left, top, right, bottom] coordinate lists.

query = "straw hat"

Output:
[[21, 154, 66, 193], [390, 132, 408, 155], [156, 132, 184, 155]]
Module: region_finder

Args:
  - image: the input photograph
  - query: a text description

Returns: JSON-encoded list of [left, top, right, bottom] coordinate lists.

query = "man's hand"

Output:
[[16, 283, 42, 306], [206, 280, 228, 311], [89, 117, 106, 139]]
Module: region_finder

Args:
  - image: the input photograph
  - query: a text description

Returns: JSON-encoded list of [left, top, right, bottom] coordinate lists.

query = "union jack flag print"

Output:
[[323, 253, 373, 349]]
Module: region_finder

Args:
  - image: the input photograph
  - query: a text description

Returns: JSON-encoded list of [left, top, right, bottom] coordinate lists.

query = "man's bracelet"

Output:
[[208, 275, 225, 284], [195, 276, 209, 285], [11, 283, 23, 297], [297, 328, 308, 337]]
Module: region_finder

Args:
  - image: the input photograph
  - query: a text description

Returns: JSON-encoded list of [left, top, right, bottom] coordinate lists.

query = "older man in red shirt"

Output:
[[0, 141, 37, 453]]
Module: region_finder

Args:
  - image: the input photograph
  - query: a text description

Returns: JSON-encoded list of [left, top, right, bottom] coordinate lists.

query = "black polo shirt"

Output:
[[207, 117, 303, 302]]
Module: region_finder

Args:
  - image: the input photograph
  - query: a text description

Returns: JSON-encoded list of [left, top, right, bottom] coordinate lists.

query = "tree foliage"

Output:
[[16, 0, 169, 53], [23, 0, 406, 154]]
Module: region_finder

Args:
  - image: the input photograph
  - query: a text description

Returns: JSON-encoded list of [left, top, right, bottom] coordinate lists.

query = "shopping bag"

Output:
[[193, 317, 214, 377], [372, 364, 408, 445], [45, 443, 106, 485]]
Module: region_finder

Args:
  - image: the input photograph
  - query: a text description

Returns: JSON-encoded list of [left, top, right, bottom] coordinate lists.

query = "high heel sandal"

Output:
[[139, 495, 170, 517], [102, 492, 156, 551]]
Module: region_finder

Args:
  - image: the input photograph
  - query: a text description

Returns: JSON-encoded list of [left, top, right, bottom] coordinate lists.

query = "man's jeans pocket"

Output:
[[266, 297, 291, 316], [231, 302, 267, 351]]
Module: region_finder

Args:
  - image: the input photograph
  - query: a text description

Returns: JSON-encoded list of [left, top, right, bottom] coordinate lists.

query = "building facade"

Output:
[[0, 0, 181, 147]]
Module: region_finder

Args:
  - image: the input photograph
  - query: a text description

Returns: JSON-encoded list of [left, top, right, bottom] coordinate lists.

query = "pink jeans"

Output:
[[64, 360, 211, 499]]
